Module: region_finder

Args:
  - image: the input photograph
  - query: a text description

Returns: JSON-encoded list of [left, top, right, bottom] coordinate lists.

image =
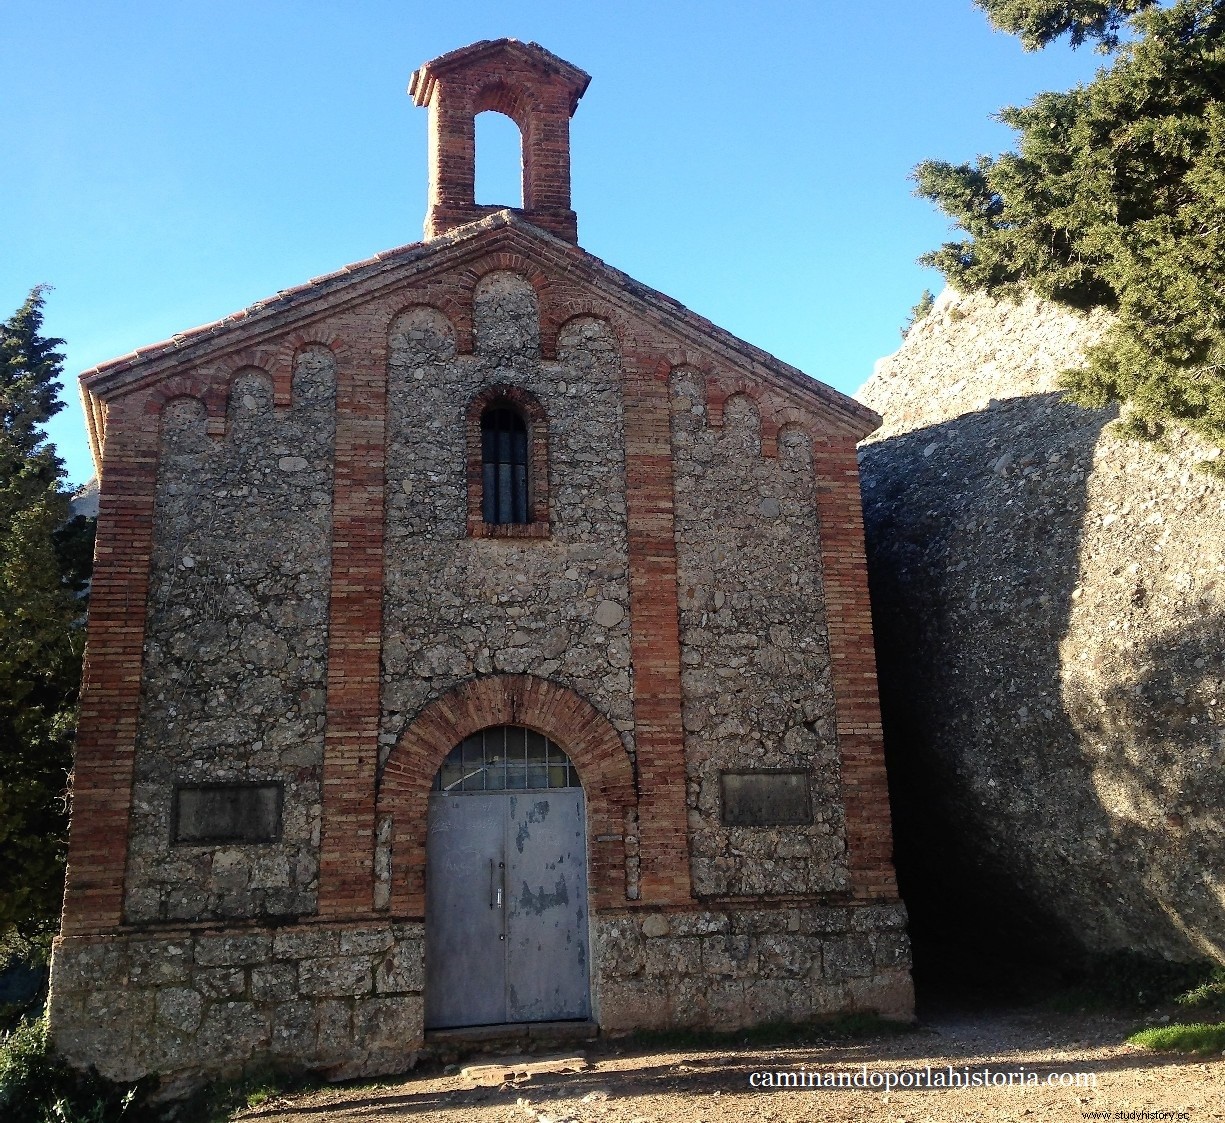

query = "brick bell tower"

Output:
[[409, 39, 590, 243]]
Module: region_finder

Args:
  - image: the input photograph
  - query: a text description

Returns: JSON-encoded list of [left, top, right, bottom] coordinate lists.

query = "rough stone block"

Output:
[[84, 988, 153, 1030], [668, 976, 710, 1027], [729, 909, 792, 935], [643, 938, 697, 977], [128, 938, 193, 986], [352, 996, 423, 1050], [314, 999, 353, 1062], [640, 914, 669, 938], [375, 940, 424, 994], [299, 955, 371, 998], [195, 932, 271, 967], [744, 978, 798, 1024], [196, 1001, 269, 1063], [757, 934, 813, 979], [251, 962, 297, 1003], [196, 967, 246, 999], [50, 940, 128, 993], [700, 934, 756, 978], [270, 1000, 315, 1058], [848, 971, 916, 1020], [809, 980, 848, 1015], [823, 934, 875, 980], [339, 926, 395, 956], [850, 901, 909, 931], [703, 980, 747, 1031], [273, 927, 340, 960], [668, 911, 729, 938], [156, 987, 203, 1033], [593, 919, 644, 978], [798, 906, 851, 935], [872, 931, 911, 969], [596, 978, 670, 1032]]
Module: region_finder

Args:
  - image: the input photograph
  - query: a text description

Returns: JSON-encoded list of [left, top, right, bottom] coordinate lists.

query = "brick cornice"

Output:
[[79, 216, 878, 472]]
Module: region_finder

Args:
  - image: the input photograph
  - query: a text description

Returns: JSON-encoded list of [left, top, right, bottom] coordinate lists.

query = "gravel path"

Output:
[[233, 1009, 1225, 1123]]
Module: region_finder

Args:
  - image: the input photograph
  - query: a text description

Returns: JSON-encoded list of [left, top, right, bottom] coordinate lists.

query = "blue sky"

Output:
[[2, 0, 1105, 486]]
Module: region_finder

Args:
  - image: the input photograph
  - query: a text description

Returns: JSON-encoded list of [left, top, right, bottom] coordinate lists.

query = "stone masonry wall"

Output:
[[124, 350, 336, 923], [380, 273, 636, 770], [594, 902, 911, 1031], [48, 921, 422, 1092], [669, 371, 846, 897]]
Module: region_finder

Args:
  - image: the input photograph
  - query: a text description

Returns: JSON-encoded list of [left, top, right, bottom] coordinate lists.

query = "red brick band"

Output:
[[621, 355, 693, 905], [61, 397, 160, 935], [316, 332, 388, 918], [812, 436, 899, 899]]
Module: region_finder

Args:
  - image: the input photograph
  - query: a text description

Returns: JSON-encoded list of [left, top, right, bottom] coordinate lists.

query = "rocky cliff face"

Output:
[[857, 288, 1225, 970]]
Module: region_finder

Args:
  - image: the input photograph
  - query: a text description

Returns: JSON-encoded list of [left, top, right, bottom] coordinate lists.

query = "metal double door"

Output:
[[424, 790, 590, 1029]]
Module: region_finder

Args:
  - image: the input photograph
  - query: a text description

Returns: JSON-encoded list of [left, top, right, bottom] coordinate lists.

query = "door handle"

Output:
[[490, 859, 504, 909]]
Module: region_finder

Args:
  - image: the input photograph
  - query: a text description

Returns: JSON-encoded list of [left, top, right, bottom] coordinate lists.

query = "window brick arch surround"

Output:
[[377, 674, 637, 916], [466, 383, 550, 537]]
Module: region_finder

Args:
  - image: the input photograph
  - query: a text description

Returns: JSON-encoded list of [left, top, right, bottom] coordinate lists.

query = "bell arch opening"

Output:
[[474, 110, 524, 208]]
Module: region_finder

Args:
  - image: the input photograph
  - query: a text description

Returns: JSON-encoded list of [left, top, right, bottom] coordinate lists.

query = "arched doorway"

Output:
[[424, 724, 591, 1029]]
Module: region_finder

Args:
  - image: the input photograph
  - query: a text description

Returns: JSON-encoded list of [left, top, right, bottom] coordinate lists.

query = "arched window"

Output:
[[481, 406, 529, 524], [433, 725, 581, 792], [466, 384, 549, 538]]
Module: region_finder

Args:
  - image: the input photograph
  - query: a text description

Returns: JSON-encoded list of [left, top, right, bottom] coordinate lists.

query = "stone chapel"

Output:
[[48, 40, 913, 1088]]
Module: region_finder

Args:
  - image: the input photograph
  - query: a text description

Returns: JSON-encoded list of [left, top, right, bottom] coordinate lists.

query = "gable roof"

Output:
[[79, 211, 880, 466]]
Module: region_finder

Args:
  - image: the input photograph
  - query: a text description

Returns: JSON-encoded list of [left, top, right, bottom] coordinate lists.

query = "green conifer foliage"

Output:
[[914, 0, 1225, 460], [0, 288, 94, 941]]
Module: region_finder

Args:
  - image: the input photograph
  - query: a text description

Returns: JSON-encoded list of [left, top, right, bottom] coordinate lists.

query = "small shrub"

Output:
[[1073, 952, 1215, 1009], [1128, 1022, 1225, 1054], [1176, 967, 1225, 1013], [901, 289, 935, 338], [0, 1014, 148, 1123]]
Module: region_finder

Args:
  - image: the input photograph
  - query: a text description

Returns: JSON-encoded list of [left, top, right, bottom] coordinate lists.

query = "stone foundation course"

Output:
[[47, 921, 423, 1091], [47, 903, 911, 1092], [596, 902, 913, 1032]]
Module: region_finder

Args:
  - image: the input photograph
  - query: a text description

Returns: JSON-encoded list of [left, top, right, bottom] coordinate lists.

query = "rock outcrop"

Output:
[[857, 288, 1225, 970]]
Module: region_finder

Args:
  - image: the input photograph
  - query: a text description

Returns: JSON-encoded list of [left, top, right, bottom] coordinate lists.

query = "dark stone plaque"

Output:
[[720, 770, 812, 827], [173, 783, 283, 844]]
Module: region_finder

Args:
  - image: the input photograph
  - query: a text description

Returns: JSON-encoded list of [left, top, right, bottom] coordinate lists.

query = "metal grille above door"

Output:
[[433, 725, 580, 792]]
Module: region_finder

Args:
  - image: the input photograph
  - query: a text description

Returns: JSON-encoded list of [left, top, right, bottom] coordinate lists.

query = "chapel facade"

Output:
[[48, 40, 913, 1088]]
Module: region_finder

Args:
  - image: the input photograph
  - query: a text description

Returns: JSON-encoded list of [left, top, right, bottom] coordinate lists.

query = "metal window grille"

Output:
[[433, 725, 581, 792], [481, 407, 529, 524]]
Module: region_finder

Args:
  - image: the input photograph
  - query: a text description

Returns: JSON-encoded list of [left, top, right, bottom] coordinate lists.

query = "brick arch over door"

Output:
[[377, 674, 638, 916]]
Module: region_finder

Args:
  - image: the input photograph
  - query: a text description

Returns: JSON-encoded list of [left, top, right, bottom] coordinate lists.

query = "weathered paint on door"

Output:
[[425, 789, 589, 1029]]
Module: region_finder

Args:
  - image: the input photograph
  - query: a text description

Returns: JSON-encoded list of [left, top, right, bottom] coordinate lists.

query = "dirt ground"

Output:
[[231, 1007, 1225, 1123]]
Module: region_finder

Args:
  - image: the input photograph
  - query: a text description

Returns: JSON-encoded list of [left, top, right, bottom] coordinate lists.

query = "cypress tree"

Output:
[[914, 0, 1225, 462], [0, 287, 93, 946]]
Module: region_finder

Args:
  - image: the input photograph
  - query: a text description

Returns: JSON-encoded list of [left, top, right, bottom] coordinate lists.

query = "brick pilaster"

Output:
[[812, 437, 899, 899], [622, 355, 692, 904], [61, 396, 159, 935], [316, 334, 387, 918]]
